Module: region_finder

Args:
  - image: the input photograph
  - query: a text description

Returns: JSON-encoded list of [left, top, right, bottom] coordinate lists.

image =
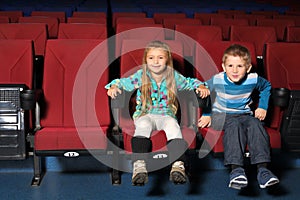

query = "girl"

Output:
[[106, 40, 209, 186]]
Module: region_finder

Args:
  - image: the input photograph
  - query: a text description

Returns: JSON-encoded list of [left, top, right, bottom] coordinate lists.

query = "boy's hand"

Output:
[[198, 116, 211, 128], [196, 84, 210, 98], [107, 85, 122, 99], [255, 108, 267, 121]]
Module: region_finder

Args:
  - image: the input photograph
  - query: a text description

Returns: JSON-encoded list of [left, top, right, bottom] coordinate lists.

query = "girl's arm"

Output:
[[105, 69, 143, 96]]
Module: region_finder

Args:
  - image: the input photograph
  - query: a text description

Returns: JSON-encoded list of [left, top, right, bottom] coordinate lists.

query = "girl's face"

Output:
[[146, 47, 168, 77], [222, 55, 252, 83]]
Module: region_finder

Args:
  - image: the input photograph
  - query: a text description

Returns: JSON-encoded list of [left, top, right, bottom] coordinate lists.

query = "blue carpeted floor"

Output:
[[1, 152, 300, 200]]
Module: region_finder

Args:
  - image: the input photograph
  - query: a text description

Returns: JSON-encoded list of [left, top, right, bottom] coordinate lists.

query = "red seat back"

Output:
[[115, 23, 165, 58], [0, 23, 47, 56], [230, 25, 277, 57], [18, 16, 59, 39], [58, 23, 107, 39], [0, 39, 33, 87], [175, 25, 222, 57]]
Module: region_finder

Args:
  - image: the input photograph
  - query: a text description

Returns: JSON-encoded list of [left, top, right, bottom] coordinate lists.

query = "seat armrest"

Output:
[[271, 88, 290, 108]]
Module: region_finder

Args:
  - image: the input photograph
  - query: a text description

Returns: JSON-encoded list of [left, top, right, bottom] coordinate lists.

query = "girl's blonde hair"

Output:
[[222, 44, 252, 67], [140, 40, 178, 115]]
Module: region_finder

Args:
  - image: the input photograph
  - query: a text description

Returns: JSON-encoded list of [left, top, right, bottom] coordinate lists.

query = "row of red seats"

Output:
[[2, 38, 300, 185]]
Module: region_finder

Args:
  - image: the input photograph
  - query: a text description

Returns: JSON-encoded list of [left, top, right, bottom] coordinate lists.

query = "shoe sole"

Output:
[[259, 178, 279, 189], [170, 171, 187, 184], [132, 173, 148, 186], [229, 175, 248, 190]]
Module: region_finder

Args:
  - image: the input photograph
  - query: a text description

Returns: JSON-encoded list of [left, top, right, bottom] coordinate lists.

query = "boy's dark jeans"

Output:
[[211, 113, 271, 166]]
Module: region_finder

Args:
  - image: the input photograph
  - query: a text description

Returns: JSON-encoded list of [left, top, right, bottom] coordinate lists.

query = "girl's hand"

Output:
[[255, 108, 267, 121], [196, 84, 210, 98], [198, 116, 211, 128], [107, 85, 122, 99]]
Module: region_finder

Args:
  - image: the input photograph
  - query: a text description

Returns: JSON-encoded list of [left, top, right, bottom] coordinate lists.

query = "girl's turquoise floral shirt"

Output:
[[105, 69, 205, 119]]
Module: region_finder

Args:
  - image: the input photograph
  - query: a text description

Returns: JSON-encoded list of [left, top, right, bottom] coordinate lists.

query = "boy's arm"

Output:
[[256, 76, 272, 110]]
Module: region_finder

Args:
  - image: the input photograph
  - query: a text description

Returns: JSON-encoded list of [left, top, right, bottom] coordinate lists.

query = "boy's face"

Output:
[[222, 55, 252, 83], [146, 48, 168, 76]]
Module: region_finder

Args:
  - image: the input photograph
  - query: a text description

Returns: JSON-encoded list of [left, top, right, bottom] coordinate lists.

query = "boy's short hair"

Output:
[[222, 44, 252, 66]]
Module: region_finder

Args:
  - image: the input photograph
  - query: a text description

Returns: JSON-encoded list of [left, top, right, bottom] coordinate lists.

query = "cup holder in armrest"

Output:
[[20, 89, 36, 110], [271, 88, 290, 107]]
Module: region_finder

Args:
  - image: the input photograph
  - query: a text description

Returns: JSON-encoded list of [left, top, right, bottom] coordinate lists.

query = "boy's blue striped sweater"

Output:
[[203, 72, 271, 116]]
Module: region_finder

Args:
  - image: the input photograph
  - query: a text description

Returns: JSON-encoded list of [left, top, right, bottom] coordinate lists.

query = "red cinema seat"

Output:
[[0, 16, 10, 23], [256, 18, 295, 41], [264, 42, 300, 152], [114, 39, 198, 158], [115, 23, 165, 58], [233, 14, 267, 26], [67, 17, 106, 24], [32, 39, 119, 185], [163, 18, 202, 40], [210, 18, 249, 40], [230, 25, 277, 58], [175, 25, 222, 58], [153, 13, 186, 24], [195, 41, 282, 155], [0, 11, 23, 23], [31, 11, 66, 23], [112, 12, 146, 30], [285, 26, 300, 42], [116, 17, 155, 25], [193, 13, 227, 25], [18, 16, 59, 39], [58, 23, 107, 39], [0, 39, 35, 160], [72, 11, 106, 18], [0, 23, 47, 56]]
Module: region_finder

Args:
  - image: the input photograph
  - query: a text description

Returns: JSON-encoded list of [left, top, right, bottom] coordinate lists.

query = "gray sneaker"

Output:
[[257, 167, 279, 188], [170, 161, 187, 184], [132, 160, 148, 186]]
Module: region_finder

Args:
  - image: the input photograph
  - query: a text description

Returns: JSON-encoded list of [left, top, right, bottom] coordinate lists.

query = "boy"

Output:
[[198, 44, 279, 189]]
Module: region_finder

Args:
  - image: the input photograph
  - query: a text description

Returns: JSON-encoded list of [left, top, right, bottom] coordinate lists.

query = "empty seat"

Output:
[[175, 25, 222, 58], [210, 18, 249, 40], [256, 18, 295, 41], [163, 18, 202, 40], [112, 12, 146, 30], [217, 9, 246, 18], [67, 17, 106, 24], [264, 42, 300, 152], [273, 15, 300, 26], [153, 13, 186, 24], [18, 16, 59, 39], [285, 26, 300, 42], [32, 39, 119, 185], [31, 11, 66, 23], [0, 11, 23, 23], [0, 39, 35, 160], [58, 23, 107, 39], [72, 11, 106, 18], [0, 23, 47, 56], [233, 14, 267, 26], [115, 23, 165, 58], [116, 17, 155, 26], [230, 25, 277, 58], [193, 13, 227, 25], [0, 16, 10, 23]]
